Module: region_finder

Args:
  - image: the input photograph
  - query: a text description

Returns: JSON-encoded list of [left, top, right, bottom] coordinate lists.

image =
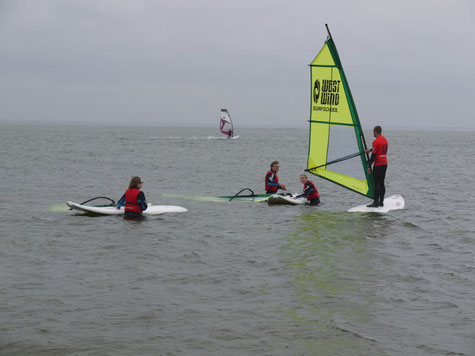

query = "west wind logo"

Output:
[[313, 80, 320, 103], [313, 79, 341, 112]]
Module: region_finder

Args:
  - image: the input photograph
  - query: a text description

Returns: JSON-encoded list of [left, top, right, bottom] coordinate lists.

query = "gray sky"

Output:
[[1, 0, 474, 130]]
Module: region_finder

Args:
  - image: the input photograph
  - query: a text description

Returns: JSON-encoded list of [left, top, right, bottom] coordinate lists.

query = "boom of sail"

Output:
[[306, 25, 374, 198]]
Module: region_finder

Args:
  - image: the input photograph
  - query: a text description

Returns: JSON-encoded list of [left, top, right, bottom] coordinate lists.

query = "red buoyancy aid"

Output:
[[372, 135, 388, 166], [125, 188, 143, 213], [304, 181, 320, 200], [265, 170, 279, 193]]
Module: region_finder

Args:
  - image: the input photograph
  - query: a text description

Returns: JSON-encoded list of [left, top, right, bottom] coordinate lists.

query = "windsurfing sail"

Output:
[[219, 109, 234, 137], [306, 25, 374, 198]]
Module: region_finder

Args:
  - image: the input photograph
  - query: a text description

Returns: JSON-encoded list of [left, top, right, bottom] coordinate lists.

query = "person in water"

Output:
[[296, 174, 320, 205], [365, 125, 388, 207], [116, 176, 148, 219], [265, 161, 286, 194]]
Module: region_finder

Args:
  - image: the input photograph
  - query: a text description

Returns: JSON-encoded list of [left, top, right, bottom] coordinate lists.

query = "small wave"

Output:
[[161, 136, 228, 140], [331, 323, 381, 344], [402, 221, 422, 229], [416, 344, 466, 355]]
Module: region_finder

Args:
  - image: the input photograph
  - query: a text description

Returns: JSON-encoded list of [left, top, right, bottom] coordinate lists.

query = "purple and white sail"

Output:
[[219, 109, 234, 138]]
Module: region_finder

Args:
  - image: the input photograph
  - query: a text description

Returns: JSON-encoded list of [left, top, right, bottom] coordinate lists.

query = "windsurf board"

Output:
[[348, 195, 405, 213], [267, 194, 307, 205], [67, 201, 187, 215]]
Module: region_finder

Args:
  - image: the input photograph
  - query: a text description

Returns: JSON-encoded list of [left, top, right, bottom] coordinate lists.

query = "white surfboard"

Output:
[[267, 194, 308, 206], [202, 135, 239, 140], [215, 135, 239, 140], [67, 201, 187, 215], [348, 195, 405, 213]]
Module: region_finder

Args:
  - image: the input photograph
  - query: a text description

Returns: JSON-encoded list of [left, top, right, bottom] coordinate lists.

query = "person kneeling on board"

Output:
[[296, 174, 320, 205], [116, 176, 148, 219], [265, 161, 286, 194]]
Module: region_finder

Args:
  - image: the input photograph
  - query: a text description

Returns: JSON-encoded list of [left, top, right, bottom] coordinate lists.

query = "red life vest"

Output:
[[304, 181, 320, 200], [125, 188, 143, 213], [265, 170, 279, 193], [372, 135, 388, 166]]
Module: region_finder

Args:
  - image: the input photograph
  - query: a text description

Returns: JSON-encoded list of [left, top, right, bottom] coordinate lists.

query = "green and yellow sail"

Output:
[[306, 25, 374, 199]]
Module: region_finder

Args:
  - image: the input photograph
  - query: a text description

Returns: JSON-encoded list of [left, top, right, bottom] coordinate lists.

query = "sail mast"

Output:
[[325, 23, 332, 39]]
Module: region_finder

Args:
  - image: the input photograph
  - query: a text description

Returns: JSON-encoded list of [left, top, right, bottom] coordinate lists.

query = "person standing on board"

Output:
[[296, 174, 320, 205], [365, 126, 388, 207], [116, 176, 148, 219], [265, 161, 286, 194]]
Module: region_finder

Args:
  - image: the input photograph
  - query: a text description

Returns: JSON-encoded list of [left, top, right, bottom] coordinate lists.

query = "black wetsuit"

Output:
[[372, 165, 387, 204], [368, 153, 387, 205]]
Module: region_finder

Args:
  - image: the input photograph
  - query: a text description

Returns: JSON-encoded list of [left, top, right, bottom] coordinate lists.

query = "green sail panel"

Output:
[[307, 30, 374, 199]]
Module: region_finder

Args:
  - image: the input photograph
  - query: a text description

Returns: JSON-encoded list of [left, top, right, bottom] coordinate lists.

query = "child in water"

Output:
[[116, 176, 148, 219], [296, 174, 320, 205]]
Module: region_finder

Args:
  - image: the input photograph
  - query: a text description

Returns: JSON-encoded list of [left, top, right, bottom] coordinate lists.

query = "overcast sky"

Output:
[[1, 0, 474, 130]]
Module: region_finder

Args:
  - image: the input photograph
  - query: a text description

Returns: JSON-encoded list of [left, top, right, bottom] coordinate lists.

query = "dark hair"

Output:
[[270, 160, 279, 169], [373, 126, 382, 134], [128, 176, 142, 189]]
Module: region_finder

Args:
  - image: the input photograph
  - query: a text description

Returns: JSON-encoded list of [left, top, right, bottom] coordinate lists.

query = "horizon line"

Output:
[[0, 119, 474, 132]]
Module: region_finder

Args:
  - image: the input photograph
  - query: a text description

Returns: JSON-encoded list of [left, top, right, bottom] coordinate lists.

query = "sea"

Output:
[[1, 124, 474, 356]]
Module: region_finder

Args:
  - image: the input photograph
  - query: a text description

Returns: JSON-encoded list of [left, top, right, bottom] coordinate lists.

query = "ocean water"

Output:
[[0, 124, 474, 356]]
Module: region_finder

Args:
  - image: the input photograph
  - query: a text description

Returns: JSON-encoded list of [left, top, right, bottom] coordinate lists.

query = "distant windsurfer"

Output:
[[265, 161, 286, 194], [219, 109, 234, 138], [366, 126, 388, 207], [296, 174, 320, 205], [116, 176, 148, 219]]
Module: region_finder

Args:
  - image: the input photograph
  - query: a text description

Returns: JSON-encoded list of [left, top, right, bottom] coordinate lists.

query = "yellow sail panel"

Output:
[[308, 121, 329, 171], [311, 43, 334, 66], [314, 168, 369, 196]]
